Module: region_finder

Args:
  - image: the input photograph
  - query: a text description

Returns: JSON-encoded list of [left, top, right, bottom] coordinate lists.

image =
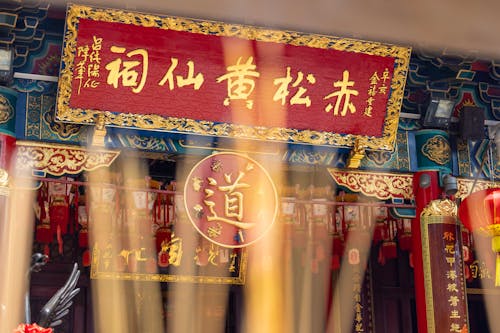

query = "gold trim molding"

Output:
[[421, 199, 457, 217], [15, 141, 120, 176], [328, 168, 414, 200], [56, 4, 411, 151]]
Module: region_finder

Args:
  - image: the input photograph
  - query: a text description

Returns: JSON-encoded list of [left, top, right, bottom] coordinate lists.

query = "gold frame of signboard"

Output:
[[57, 4, 411, 151]]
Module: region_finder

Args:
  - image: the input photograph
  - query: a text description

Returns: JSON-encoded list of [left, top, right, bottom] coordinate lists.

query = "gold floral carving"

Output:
[[327, 168, 414, 200], [15, 141, 120, 176], [456, 178, 497, 199], [421, 135, 450, 165], [56, 4, 411, 151], [328, 171, 497, 202], [420, 199, 457, 217], [0, 95, 14, 124]]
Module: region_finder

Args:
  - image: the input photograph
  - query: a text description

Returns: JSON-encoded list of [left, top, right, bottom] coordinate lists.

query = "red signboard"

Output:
[[57, 5, 411, 150]]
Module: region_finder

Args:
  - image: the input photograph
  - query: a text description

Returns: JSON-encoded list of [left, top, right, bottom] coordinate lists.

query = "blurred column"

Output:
[[0, 86, 17, 211]]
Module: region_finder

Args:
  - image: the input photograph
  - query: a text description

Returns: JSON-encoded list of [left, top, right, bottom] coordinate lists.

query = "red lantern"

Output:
[[458, 188, 500, 286]]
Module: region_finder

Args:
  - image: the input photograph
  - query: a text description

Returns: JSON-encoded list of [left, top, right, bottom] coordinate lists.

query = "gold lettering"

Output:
[[216, 56, 260, 109], [105, 46, 148, 93], [229, 252, 238, 272], [381, 68, 390, 83], [177, 60, 204, 89], [446, 270, 457, 280], [273, 67, 315, 107], [445, 244, 456, 255], [443, 231, 455, 242], [203, 164, 256, 229], [324, 70, 359, 116], [447, 283, 458, 293], [208, 243, 219, 266], [158, 57, 178, 90], [448, 295, 459, 307], [449, 323, 461, 332], [446, 256, 456, 267]]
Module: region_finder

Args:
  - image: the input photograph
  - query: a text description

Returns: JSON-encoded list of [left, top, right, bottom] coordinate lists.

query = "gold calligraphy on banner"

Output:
[[80, 46, 368, 116]]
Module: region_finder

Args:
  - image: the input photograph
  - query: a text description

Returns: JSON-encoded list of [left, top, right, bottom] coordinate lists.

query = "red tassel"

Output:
[[462, 229, 471, 247], [78, 228, 88, 248], [36, 223, 53, 243], [36, 189, 53, 243], [49, 201, 69, 234], [332, 234, 344, 255], [331, 254, 340, 270], [43, 244, 50, 258], [398, 233, 413, 251], [462, 245, 473, 263], [158, 251, 169, 267], [382, 241, 397, 259], [372, 222, 386, 244], [378, 246, 386, 265], [82, 249, 91, 267], [56, 225, 63, 254]]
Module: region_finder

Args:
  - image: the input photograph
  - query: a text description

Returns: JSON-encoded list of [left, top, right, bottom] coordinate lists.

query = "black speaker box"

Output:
[[459, 107, 485, 140]]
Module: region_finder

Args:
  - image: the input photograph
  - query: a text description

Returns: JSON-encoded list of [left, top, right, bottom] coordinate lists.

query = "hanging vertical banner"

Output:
[[421, 200, 469, 333], [57, 5, 410, 150]]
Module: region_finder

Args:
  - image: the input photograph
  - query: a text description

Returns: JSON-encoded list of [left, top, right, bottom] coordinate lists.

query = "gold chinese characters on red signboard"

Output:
[[184, 152, 278, 248], [57, 5, 411, 150]]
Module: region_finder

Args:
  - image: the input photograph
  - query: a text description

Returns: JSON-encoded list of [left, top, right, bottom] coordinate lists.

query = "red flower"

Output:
[[14, 323, 53, 333]]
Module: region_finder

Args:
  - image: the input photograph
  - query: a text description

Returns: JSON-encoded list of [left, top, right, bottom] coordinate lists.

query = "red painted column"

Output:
[[412, 171, 441, 333]]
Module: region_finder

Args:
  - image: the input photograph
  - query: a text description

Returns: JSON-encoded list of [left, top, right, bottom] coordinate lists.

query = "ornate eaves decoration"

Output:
[[328, 168, 414, 200], [329, 169, 497, 201], [456, 178, 498, 199], [15, 141, 120, 176]]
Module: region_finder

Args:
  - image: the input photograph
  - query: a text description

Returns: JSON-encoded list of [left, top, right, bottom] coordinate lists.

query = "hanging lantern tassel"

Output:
[[36, 187, 53, 244], [381, 219, 398, 260], [492, 233, 500, 286]]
